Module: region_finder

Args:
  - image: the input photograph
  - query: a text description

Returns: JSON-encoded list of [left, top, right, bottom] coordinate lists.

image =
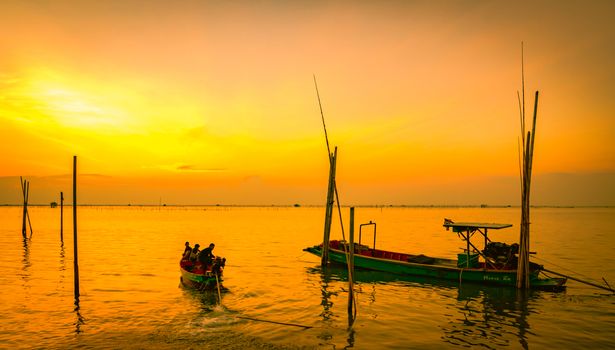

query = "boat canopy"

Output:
[[443, 221, 512, 233]]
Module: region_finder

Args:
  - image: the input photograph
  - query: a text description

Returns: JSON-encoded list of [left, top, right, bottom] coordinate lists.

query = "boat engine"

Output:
[[483, 242, 519, 262]]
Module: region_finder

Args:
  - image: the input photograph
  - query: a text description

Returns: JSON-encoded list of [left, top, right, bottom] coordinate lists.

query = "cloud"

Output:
[[176, 165, 227, 172]]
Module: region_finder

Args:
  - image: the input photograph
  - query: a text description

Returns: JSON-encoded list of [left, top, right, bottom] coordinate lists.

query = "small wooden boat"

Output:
[[179, 257, 226, 290], [304, 220, 566, 291]]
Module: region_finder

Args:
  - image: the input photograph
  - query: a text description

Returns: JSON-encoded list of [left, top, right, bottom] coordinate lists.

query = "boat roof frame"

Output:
[[443, 222, 512, 233], [444, 220, 514, 270]]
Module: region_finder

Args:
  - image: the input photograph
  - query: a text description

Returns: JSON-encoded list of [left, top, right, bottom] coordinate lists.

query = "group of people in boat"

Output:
[[181, 242, 225, 274], [183, 242, 215, 264]]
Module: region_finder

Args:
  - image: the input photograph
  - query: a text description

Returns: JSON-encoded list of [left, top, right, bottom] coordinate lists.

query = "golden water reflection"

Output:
[[310, 264, 537, 349]]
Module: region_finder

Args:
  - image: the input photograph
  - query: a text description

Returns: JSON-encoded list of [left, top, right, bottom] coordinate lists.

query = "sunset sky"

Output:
[[1, 0, 614, 206]]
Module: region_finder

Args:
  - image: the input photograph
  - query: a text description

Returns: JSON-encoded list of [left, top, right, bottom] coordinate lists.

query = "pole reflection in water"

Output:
[[441, 283, 534, 349], [59, 241, 66, 280], [319, 268, 335, 322], [309, 264, 540, 349], [21, 237, 31, 288], [316, 267, 335, 344], [515, 290, 530, 349], [74, 298, 85, 334], [318, 266, 361, 349], [314, 266, 358, 349]]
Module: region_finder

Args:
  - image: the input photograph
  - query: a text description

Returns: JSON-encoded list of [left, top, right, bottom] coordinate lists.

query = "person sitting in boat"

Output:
[[189, 244, 200, 262], [181, 241, 192, 261], [198, 243, 215, 267], [211, 256, 226, 275]]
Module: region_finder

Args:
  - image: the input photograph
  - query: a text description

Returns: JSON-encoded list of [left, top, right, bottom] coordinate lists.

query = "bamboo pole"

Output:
[[60, 192, 64, 242], [314, 75, 337, 267], [542, 268, 614, 293], [25, 181, 33, 238], [517, 92, 539, 289], [20, 177, 27, 238], [321, 148, 337, 266], [314, 75, 331, 157], [517, 131, 532, 288], [215, 271, 222, 305], [515, 43, 539, 289], [521, 42, 526, 146], [73, 156, 80, 301], [348, 207, 355, 328], [528, 92, 539, 182]]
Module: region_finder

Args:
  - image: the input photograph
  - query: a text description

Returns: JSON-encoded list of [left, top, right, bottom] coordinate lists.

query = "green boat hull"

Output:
[[304, 245, 565, 290], [180, 265, 222, 290]]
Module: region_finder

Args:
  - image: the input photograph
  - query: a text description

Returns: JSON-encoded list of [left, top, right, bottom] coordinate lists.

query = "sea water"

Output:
[[0, 206, 614, 349]]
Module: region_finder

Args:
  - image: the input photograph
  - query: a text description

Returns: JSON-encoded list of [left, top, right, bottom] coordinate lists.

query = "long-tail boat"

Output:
[[304, 219, 566, 290], [180, 257, 226, 290]]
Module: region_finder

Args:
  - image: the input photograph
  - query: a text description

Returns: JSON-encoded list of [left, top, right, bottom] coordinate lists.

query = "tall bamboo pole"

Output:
[[20, 177, 27, 238], [73, 156, 80, 301], [517, 92, 539, 289], [347, 207, 355, 328], [322, 148, 337, 266], [60, 192, 64, 241]]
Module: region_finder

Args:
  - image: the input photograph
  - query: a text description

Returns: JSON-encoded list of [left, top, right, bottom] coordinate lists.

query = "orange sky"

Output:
[[1, 1, 614, 205]]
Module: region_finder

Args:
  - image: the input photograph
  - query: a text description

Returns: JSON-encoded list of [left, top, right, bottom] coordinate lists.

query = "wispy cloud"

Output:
[[176, 164, 227, 172]]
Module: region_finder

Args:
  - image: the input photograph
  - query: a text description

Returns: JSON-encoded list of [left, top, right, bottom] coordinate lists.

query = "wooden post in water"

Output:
[[60, 192, 64, 241], [321, 147, 338, 266], [26, 181, 33, 238], [20, 177, 27, 238], [20, 177, 28, 238], [19, 177, 33, 238], [347, 206, 355, 327], [73, 156, 80, 301]]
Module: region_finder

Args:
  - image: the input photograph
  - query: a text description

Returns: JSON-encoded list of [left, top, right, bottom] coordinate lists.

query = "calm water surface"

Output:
[[0, 206, 614, 349]]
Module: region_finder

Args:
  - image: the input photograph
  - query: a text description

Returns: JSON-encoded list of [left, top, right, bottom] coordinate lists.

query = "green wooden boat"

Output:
[[179, 257, 225, 290], [304, 220, 566, 290]]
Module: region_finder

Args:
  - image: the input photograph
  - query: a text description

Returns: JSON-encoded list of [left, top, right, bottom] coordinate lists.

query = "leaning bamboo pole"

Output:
[[312, 75, 358, 324], [25, 181, 33, 237], [314, 75, 339, 266]]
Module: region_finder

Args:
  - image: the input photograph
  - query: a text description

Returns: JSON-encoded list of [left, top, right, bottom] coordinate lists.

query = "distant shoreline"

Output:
[[0, 204, 613, 209]]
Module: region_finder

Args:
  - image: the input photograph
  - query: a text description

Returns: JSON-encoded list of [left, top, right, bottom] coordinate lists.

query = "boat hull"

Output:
[[304, 244, 565, 290], [179, 262, 223, 290]]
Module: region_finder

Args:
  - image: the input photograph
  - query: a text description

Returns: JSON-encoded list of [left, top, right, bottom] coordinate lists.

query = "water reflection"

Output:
[[317, 268, 336, 321], [444, 284, 534, 349], [74, 299, 85, 334], [21, 237, 31, 287], [308, 265, 539, 350], [314, 266, 360, 349], [59, 241, 66, 290]]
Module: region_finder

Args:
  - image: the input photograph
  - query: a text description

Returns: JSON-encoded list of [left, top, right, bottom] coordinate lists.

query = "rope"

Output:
[[531, 255, 596, 282], [236, 316, 313, 329]]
